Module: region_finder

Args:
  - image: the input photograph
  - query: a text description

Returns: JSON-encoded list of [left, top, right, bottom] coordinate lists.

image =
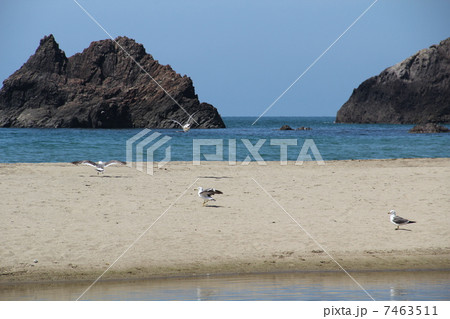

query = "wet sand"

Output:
[[0, 158, 449, 283]]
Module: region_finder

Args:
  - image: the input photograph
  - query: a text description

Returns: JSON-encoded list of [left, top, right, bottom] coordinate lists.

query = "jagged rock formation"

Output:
[[0, 35, 225, 128], [409, 123, 449, 133], [336, 38, 450, 124]]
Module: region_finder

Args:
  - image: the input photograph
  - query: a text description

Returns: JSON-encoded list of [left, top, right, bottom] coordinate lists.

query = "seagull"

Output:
[[388, 210, 416, 230], [72, 160, 126, 174], [170, 111, 199, 132], [196, 187, 223, 206]]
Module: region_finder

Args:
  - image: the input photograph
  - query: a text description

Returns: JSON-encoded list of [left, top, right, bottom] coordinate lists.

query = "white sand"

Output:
[[0, 158, 449, 282]]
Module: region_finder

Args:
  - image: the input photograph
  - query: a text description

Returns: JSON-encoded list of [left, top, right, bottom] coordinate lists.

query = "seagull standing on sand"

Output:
[[72, 160, 126, 174], [196, 187, 223, 206], [388, 210, 416, 230], [171, 111, 199, 132]]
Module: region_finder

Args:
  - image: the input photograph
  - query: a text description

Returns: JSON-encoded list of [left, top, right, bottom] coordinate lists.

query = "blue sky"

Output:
[[0, 0, 449, 117]]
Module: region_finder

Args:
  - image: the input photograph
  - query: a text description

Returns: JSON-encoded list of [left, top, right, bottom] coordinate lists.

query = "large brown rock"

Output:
[[336, 38, 450, 124], [0, 35, 225, 128]]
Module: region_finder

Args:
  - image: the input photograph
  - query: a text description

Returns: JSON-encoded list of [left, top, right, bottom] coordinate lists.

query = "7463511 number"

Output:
[[384, 305, 437, 316]]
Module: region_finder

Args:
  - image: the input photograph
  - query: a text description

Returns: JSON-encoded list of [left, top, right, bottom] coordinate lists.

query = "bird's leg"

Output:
[[202, 200, 206, 207], [396, 226, 399, 230]]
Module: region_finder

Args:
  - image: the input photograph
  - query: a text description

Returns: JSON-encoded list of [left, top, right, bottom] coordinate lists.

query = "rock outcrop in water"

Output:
[[0, 35, 225, 128], [409, 123, 449, 133], [336, 38, 450, 124], [280, 125, 293, 130]]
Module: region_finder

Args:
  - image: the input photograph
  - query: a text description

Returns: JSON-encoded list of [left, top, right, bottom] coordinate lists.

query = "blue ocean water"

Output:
[[0, 117, 449, 163]]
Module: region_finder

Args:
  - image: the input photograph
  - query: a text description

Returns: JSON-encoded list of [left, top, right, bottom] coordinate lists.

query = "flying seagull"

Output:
[[196, 187, 223, 206], [72, 160, 126, 174], [388, 210, 416, 230], [171, 111, 199, 132]]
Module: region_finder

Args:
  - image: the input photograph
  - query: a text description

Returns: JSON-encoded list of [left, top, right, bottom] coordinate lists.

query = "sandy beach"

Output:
[[0, 158, 449, 283]]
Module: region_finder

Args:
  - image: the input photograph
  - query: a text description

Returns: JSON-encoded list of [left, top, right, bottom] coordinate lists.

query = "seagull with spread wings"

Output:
[[72, 160, 126, 174], [196, 187, 223, 206], [388, 210, 416, 230], [170, 111, 199, 132]]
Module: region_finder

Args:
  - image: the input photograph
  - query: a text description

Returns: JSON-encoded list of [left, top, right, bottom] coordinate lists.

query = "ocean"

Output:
[[0, 117, 449, 163]]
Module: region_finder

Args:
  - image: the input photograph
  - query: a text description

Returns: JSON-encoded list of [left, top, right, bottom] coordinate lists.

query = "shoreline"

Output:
[[2, 253, 449, 285], [1, 156, 449, 165], [2, 266, 450, 287], [1, 158, 449, 284]]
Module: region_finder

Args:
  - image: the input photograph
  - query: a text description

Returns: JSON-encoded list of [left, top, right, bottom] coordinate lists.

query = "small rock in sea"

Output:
[[280, 125, 293, 130], [409, 123, 449, 133], [296, 126, 312, 130]]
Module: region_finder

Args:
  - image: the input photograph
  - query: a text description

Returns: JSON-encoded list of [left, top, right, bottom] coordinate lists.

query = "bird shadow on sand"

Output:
[[396, 228, 413, 232], [204, 205, 223, 208], [198, 176, 231, 179]]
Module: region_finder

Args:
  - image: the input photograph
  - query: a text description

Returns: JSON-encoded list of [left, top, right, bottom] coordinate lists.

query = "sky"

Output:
[[0, 0, 449, 117]]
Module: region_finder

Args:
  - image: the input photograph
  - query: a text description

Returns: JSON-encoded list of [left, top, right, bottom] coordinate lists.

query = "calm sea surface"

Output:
[[1, 117, 449, 163], [1, 271, 449, 301]]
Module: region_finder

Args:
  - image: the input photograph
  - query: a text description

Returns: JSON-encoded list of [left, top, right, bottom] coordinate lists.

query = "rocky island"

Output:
[[0, 35, 225, 128], [336, 38, 450, 124]]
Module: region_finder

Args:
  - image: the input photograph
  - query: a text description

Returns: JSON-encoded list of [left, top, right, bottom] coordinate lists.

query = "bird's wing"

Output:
[[104, 160, 126, 167], [200, 189, 214, 196], [393, 216, 409, 224], [72, 160, 98, 168], [187, 111, 199, 123], [170, 119, 183, 128], [202, 188, 223, 196]]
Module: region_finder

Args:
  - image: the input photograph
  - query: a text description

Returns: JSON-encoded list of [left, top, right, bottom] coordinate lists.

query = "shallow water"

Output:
[[1, 270, 449, 301]]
